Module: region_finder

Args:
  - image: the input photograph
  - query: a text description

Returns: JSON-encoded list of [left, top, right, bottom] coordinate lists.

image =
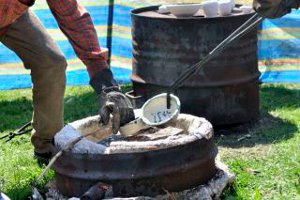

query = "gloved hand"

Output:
[[253, 0, 300, 18], [90, 68, 135, 134]]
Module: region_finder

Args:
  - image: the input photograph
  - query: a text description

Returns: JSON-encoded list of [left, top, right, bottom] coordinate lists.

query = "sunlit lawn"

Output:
[[0, 84, 300, 199], [1, 0, 299, 199]]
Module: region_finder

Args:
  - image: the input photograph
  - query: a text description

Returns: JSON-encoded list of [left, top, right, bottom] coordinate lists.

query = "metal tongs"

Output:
[[167, 13, 264, 108], [0, 121, 32, 142]]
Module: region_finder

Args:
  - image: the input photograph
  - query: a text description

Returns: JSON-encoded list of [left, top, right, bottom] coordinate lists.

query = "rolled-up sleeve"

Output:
[[46, 0, 108, 78]]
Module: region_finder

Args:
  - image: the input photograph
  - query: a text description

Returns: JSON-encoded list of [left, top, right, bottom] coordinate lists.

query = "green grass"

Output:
[[0, 84, 300, 199], [0, 86, 99, 199], [218, 84, 300, 200]]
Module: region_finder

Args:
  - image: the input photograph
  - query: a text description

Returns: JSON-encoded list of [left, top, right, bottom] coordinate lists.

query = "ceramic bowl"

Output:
[[165, 4, 202, 17], [142, 93, 180, 126], [229, 0, 235, 9], [158, 5, 169, 14], [218, 0, 232, 16], [202, 1, 219, 17], [240, 5, 252, 14], [119, 93, 181, 136]]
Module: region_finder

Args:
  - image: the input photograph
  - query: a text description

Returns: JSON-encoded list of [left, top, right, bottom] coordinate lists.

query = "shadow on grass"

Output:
[[215, 84, 300, 148], [0, 90, 98, 134], [0, 85, 133, 199], [0, 84, 299, 199], [221, 184, 238, 200], [5, 186, 32, 200], [1, 84, 298, 147], [5, 176, 51, 200], [0, 96, 32, 132], [0, 84, 133, 134], [0, 88, 99, 199]]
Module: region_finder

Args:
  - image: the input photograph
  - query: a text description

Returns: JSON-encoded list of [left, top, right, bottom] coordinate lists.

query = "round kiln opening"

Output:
[[53, 114, 218, 197]]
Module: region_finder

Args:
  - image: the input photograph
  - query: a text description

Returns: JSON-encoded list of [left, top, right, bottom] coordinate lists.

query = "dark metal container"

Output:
[[130, 6, 260, 126], [53, 135, 217, 197]]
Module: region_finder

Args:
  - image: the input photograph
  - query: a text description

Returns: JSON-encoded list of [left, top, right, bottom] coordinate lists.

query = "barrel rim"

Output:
[[131, 5, 255, 21]]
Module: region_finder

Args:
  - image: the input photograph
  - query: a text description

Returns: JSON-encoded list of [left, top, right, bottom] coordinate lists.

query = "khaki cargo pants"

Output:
[[0, 10, 67, 153]]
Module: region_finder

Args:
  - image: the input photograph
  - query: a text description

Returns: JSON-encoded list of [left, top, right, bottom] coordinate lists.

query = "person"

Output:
[[253, 0, 300, 18], [0, 0, 134, 163]]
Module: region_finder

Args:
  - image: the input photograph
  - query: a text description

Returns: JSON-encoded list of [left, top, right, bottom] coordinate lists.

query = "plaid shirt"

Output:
[[0, 0, 108, 78]]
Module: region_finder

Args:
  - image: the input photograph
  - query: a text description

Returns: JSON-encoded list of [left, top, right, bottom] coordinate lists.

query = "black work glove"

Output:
[[253, 0, 300, 19], [90, 68, 135, 134]]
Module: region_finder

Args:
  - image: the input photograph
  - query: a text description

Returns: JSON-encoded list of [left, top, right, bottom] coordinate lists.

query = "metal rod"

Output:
[[31, 128, 106, 199], [170, 13, 264, 91], [106, 0, 115, 65]]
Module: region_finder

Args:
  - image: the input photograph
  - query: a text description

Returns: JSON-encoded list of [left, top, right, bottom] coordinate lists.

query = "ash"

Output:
[[46, 161, 235, 200], [97, 134, 124, 147], [55, 114, 214, 155], [54, 125, 107, 154]]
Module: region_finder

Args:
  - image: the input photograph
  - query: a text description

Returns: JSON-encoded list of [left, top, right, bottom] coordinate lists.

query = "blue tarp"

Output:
[[258, 9, 300, 82], [1, 2, 300, 90]]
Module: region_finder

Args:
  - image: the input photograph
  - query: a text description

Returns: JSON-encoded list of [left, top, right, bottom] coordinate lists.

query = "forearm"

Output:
[[253, 0, 300, 18], [46, 0, 108, 78]]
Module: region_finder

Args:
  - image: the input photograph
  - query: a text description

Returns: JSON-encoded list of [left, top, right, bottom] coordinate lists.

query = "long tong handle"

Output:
[[170, 13, 264, 91]]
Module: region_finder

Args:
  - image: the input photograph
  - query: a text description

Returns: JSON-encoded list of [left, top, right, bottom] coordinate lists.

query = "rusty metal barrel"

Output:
[[53, 114, 218, 197], [130, 6, 260, 126]]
